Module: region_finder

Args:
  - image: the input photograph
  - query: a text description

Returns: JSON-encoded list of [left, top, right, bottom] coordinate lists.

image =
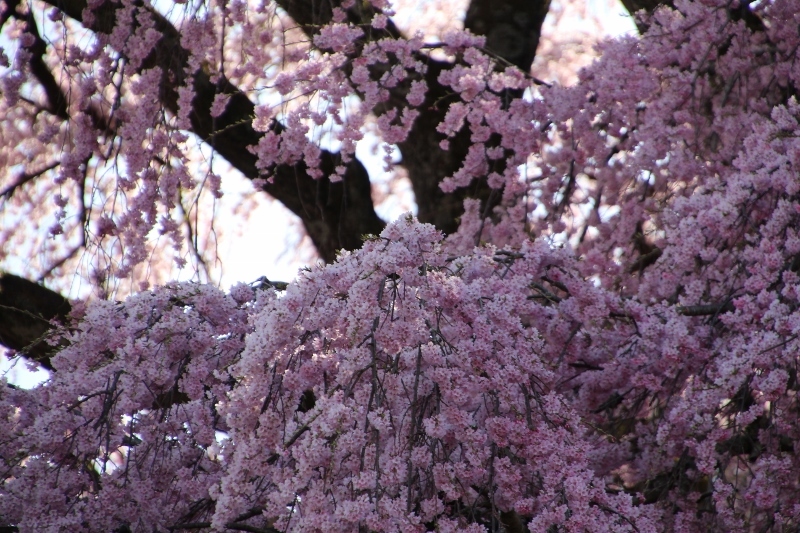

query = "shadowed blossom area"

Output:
[[3, 0, 800, 531]]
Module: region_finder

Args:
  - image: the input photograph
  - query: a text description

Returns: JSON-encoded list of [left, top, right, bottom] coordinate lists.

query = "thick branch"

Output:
[[0, 273, 71, 369], [35, 0, 553, 258], [464, 0, 551, 73], [273, 0, 552, 237], [37, 0, 384, 262], [677, 303, 734, 317], [621, 0, 764, 33], [405, 0, 549, 233], [22, 10, 70, 120], [0, 0, 554, 357], [278, 0, 403, 41], [618, 0, 665, 22]]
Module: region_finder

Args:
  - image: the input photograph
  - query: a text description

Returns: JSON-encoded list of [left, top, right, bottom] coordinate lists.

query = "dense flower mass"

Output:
[[3, 0, 800, 530]]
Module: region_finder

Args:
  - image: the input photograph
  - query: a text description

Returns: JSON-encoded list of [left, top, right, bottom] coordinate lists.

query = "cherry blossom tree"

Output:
[[3, 0, 800, 530]]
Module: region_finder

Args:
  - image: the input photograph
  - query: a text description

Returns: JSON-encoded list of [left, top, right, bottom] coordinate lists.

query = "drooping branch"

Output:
[[397, 0, 551, 235], [29, 0, 554, 260], [0, 0, 555, 358], [272, 0, 552, 236], [35, 0, 385, 263]]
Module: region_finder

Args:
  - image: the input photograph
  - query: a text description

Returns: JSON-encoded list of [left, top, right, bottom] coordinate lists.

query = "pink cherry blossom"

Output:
[[3, 0, 800, 530]]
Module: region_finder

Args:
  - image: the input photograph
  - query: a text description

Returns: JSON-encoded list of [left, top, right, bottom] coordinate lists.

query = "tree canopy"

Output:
[[2, 0, 800, 531]]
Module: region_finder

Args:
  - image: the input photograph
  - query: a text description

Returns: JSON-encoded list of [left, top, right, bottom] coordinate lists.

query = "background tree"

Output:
[[3, 0, 800, 531]]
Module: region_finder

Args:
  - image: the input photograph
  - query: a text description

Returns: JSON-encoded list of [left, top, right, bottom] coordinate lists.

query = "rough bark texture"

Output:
[[0, 0, 551, 360], [0, 0, 768, 360], [0, 274, 71, 369], [29, 0, 386, 263], [464, 0, 551, 72]]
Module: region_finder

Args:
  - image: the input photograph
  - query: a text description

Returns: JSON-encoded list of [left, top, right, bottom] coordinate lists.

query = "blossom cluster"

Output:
[[1, 283, 256, 529], [2, 218, 663, 531], [3, 0, 800, 530]]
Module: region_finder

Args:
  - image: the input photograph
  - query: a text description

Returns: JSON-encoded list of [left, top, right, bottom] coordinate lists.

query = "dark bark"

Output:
[[0, 0, 551, 354], [1, 0, 774, 357], [620, 0, 764, 33], [0, 273, 71, 369], [28, 0, 552, 260], [30, 0, 385, 263], [617, 0, 665, 23], [271, 0, 551, 239], [21, 10, 70, 121], [464, 0, 551, 72]]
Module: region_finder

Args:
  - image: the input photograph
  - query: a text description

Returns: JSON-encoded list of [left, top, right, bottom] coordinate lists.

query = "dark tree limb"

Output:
[[677, 303, 735, 317], [620, 0, 765, 33], [1, 0, 553, 357], [278, 0, 403, 41], [31, 0, 552, 261], [618, 0, 666, 24], [35, 0, 385, 263], [26, 0, 554, 258], [273, 0, 552, 237], [0, 273, 71, 369], [21, 10, 70, 120], [464, 0, 551, 73], [397, 0, 550, 236]]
